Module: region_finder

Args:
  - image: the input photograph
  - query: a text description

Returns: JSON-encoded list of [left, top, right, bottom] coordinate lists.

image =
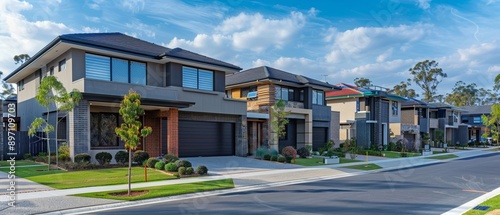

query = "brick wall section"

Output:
[[167, 109, 179, 156], [144, 111, 161, 157], [69, 99, 89, 160]]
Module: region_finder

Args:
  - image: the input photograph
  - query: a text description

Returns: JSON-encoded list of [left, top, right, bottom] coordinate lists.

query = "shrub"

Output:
[[297, 147, 310, 158], [162, 154, 179, 163], [186, 167, 194, 175], [50, 155, 57, 164], [324, 140, 334, 151], [95, 152, 112, 165], [277, 156, 286, 163], [75, 153, 91, 163], [270, 155, 278, 161], [23, 153, 32, 160], [58, 143, 70, 158], [255, 147, 269, 159], [165, 162, 178, 172], [133, 150, 149, 165], [173, 173, 180, 178], [285, 156, 293, 163], [401, 152, 408, 157], [326, 149, 335, 157], [147, 158, 159, 168], [263, 154, 271, 160], [196, 165, 208, 175], [269, 148, 279, 156], [282, 146, 297, 158], [155, 161, 165, 170], [58, 153, 70, 162], [115, 151, 128, 165], [38, 152, 47, 157], [34, 156, 47, 163], [174, 160, 192, 168], [178, 167, 186, 175]]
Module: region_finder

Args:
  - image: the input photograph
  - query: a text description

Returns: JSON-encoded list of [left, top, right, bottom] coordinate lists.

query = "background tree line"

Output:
[[353, 60, 499, 107]]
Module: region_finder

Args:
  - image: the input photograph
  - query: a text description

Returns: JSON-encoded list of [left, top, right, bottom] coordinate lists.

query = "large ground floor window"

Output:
[[91, 112, 119, 148]]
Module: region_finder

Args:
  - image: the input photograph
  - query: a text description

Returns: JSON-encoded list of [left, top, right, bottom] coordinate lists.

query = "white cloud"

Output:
[[487, 65, 500, 73], [82, 26, 99, 33], [121, 0, 145, 13], [417, 0, 431, 10], [125, 21, 156, 38], [168, 11, 306, 57], [308, 7, 319, 16], [324, 24, 430, 63], [87, 0, 104, 10], [0, 0, 72, 76], [376, 48, 393, 62], [84, 16, 100, 23], [332, 59, 415, 82]]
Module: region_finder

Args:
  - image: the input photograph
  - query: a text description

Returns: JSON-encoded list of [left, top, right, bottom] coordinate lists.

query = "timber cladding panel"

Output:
[[257, 84, 275, 106]]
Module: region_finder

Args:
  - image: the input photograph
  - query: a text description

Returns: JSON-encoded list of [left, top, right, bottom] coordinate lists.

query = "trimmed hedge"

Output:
[[114, 151, 128, 164], [75, 153, 91, 163], [196, 165, 208, 175], [162, 154, 179, 163], [165, 162, 178, 172], [186, 167, 194, 175], [133, 150, 149, 165], [155, 161, 165, 170], [95, 152, 112, 165], [146, 158, 159, 168]]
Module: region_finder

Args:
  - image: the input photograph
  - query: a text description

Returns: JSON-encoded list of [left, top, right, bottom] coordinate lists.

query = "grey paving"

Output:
[[183, 156, 301, 175], [0, 196, 121, 215]]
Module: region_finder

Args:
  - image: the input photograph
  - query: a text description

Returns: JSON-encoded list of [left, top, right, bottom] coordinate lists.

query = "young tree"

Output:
[[270, 99, 290, 146], [390, 79, 418, 98], [482, 104, 500, 145], [13, 54, 31, 64], [115, 89, 152, 196], [408, 60, 447, 102], [353, 77, 372, 88], [494, 74, 500, 91], [28, 76, 81, 170]]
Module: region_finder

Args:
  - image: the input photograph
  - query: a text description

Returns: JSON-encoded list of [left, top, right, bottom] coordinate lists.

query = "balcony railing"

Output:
[[430, 118, 438, 128], [401, 124, 420, 133]]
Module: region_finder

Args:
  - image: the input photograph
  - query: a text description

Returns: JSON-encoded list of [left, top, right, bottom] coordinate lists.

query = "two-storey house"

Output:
[[326, 83, 406, 149], [400, 98, 433, 149], [461, 105, 491, 142], [429, 103, 468, 146], [4, 33, 248, 161], [225, 66, 339, 153]]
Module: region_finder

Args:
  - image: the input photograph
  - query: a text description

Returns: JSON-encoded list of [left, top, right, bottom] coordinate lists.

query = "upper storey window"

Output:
[[182, 66, 214, 91], [85, 53, 146, 85], [312, 90, 324, 105]]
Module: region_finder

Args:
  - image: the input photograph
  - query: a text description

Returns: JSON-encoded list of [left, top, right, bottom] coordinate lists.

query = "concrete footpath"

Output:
[[0, 147, 498, 214]]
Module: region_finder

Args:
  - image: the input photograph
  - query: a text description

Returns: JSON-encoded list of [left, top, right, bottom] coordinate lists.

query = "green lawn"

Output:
[[426, 154, 459, 160], [0, 160, 39, 167], [294, 157, 360, 166], [5, 167, 176, 189], [0, 165, 65, 177], [342, 163, 382, 171], [464, 194, 500, 215], [74, 179, 234, 201], [432, 151, 448, 155]]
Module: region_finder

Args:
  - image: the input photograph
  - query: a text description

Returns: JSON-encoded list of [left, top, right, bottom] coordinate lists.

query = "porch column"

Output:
[[167, 109, 179, 156], [68, 100, 89, 161]]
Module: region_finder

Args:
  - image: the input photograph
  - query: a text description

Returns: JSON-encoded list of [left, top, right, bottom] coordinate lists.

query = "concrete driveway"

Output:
[[183, 156, 301, 175]]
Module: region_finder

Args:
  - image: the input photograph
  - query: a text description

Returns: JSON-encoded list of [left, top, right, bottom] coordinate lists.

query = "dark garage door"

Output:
[[179, 120, 235, 157], [313, 127, 327, 151]]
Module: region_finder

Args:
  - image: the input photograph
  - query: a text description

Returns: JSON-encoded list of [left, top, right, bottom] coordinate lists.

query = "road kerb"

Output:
[[442, 187, 500, 215]]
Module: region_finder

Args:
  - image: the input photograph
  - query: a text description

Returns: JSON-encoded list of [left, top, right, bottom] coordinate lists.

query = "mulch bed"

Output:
[[110, 190, 149, 197]]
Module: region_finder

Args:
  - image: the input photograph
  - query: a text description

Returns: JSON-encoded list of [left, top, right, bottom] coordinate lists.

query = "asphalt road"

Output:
[[89, 153, 500, 215]]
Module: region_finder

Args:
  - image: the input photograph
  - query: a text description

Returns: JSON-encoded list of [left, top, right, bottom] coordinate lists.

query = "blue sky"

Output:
[[1, 0, 500, 97]]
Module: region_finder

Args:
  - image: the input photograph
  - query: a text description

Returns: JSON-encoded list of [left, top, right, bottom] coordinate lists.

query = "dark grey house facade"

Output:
[[461, 105, 492, 142], [4, 33, 248, 162]]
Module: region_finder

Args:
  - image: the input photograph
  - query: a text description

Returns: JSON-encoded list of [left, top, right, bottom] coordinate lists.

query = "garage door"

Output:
[[179, 121, 235, 157], [313, 127, 327, 151]]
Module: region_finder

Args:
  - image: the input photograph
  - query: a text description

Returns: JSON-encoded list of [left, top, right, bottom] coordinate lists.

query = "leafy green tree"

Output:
[[408, 60, 447, 102], [390, 79, 417, 98], [115, 89, 152, 196], [477, 88, 498, 105], [494, 74, 500, 91], [482, 104, 500, 145], [0, 71, 15, 99], [28, 76, 81, 170], [353, 77, 372, 88], [445, 81, 478, 107], [270, 99, 290, 146], [13, 54, 30, 64]]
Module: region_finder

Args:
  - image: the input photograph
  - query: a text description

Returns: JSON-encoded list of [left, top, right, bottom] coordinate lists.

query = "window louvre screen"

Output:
[[182, 67, 198, 89], [86, 54, 110, 81], [198, 69, 213, 91]]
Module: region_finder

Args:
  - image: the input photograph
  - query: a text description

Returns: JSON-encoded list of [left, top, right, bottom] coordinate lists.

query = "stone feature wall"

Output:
[[69, 100, 89, 160]]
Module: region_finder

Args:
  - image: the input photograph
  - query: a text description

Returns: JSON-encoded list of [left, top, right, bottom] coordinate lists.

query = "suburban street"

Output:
[[82, 153, 500, 215]]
